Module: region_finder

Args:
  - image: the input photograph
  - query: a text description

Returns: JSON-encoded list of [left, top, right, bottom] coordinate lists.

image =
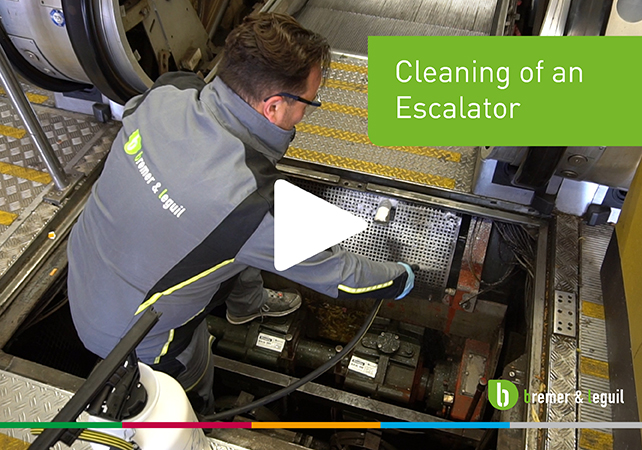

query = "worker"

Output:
[[66, 13, 415, 415]]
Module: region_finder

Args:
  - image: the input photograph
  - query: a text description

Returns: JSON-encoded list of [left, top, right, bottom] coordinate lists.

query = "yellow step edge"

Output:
[[330, 61, 368, 74], [296, 123, 461, 163], [0, 434, 30, 450], [0, 124, 26, 140], [0, 88, 48, 104], [579, 428, 613, 450], [325, 79, 367, 94], [0, 161, 52, 185], [580, 356, 610, 379], [583, 301, 606, 320], [321, 101, 367, 118], [0, 210, 19, 226], [286, 147, 456, 190]]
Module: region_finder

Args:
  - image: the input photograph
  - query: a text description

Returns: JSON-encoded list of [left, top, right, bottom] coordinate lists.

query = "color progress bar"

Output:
[[1, 422, 641, 429]]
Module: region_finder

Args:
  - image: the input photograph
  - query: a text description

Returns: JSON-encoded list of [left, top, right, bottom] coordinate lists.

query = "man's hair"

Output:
[[217, 13, 331, 105]]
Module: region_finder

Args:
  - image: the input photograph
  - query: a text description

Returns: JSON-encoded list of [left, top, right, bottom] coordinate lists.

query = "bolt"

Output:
[[509, 371, 516, 377], [560, 170, 578, 179], [380, 332, 385, 337], [567, 154, 588, 166], [394, 335, 399, 340], [335, 345, 343, 353], [377, 343, 382, 349], [284, 334, 293, 342]]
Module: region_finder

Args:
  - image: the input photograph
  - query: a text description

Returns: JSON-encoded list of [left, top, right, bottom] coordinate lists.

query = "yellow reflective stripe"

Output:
[[338, 280, 393, 294], [154, 329, 174, 364], [135, 258, 235, 315]]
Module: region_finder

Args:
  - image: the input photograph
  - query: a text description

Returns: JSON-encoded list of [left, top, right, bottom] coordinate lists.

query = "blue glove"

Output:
[[395, 262, 415, 300]]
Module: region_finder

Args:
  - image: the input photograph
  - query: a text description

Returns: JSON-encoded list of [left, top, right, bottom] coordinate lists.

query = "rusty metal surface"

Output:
[[451, 339, 490, 421], [450, 217, 492, 315]]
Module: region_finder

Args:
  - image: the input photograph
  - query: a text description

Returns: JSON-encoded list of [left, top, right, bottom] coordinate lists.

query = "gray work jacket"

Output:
[[67, 74, 407, 364]]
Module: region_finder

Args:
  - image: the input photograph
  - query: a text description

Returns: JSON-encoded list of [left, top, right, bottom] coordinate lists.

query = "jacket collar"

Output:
[[201, 77, 295, 163]]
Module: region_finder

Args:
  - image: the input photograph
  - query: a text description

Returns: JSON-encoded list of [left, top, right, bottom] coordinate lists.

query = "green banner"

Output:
[[367, 36, 642, 146]]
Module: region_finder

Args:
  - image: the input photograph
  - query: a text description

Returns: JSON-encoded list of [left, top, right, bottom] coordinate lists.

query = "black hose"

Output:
[[201, 298, 384, 421]]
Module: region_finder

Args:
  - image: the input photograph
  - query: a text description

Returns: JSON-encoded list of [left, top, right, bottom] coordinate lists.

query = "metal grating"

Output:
[[293, 179, 461, 292]]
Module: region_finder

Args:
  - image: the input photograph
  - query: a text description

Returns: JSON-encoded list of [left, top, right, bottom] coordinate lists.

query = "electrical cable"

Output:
[[31, 428, 137, 450], [201, 298, 385, 421], [20, 297, 69, 332]]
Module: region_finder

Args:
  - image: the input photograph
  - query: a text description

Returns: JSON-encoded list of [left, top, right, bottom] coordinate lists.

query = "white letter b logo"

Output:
[[489, 380, 518, 410]]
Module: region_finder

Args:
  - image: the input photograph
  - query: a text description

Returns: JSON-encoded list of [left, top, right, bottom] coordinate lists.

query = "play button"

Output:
[[274, 179, 368, 271]]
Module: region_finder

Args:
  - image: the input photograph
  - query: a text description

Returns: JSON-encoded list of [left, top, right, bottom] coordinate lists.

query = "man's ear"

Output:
[[261, 95, 284, 124]]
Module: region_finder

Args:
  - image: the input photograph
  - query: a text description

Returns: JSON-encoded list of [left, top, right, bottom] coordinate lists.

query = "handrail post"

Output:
[[0, 44, 68, 190]]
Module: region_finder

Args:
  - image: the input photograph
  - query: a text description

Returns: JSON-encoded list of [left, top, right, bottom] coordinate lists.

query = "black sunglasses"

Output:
[[263, 92, 322, 108]]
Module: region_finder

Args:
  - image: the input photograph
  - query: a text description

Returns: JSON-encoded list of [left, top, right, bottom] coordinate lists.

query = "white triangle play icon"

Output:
[[274, 179, 368, 271]]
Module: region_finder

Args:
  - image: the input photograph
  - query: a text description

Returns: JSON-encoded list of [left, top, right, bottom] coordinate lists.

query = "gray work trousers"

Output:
[[152, 267, 268, 415]]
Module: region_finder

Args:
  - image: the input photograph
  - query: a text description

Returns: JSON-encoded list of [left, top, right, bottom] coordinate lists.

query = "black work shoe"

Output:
[[226, 289, 302, 325]]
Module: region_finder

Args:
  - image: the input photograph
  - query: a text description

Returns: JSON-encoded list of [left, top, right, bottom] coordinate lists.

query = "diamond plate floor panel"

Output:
[[0, 95, 120, 311], [546, 215, 579, 450], [0, 371, 90, 450]]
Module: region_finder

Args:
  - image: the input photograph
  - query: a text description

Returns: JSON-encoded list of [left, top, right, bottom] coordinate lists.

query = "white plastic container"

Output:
[[89, 363, 210, 450]]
